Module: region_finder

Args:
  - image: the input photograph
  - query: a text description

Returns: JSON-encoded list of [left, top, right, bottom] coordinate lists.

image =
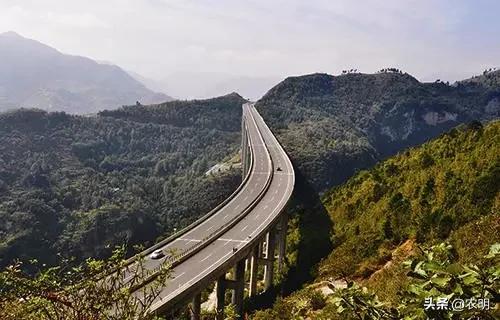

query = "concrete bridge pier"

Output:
[[215, 276, 226, 320], [232, 260, 246, 319], [277, 213, 288, 274], [210, 223, 286, 319], [190, 292, 201, 320], [215, 259, 246, 320], [263, 229, 276, 289], [248, 244, 261, 297]]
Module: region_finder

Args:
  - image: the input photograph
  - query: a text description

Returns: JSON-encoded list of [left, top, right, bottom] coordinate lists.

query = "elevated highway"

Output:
[[127, 103, 295, 319]]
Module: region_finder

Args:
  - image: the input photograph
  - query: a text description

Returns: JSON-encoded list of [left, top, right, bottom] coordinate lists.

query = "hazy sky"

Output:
[[1, 0, 499, 82]]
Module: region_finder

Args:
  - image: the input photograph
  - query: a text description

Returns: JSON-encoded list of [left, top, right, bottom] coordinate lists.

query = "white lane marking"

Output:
[[218, 238, 249, 243], [255, 214, 260, 220], [222, 239, 232, 247], [234, 204, 240, 209], [149, 105, 287, 309], [206, 226, 214, 232], [263, 205, 268, 210], [223, 214, 229, 219], [200, 254, 213, 262], [270, 196, 275, 201], [178, 106, 271, 241], [156, 250, 233, 305], [153, 165, 292, 307], [172, 272, 185, 279], [241, 225, 248, 232], [243, 196, 248, 201], [178, 238, 202, 242]]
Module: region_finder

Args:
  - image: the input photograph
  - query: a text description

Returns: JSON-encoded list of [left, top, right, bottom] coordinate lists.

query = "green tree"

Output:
[[0, 247, 170, 320]]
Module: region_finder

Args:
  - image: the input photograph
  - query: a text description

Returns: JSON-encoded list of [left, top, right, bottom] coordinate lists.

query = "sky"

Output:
[[1, 0, 499, 96]]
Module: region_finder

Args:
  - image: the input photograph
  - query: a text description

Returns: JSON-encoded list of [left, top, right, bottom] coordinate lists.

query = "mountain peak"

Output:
[[0, 31, 23, 38], [0, 33, 173, 114]]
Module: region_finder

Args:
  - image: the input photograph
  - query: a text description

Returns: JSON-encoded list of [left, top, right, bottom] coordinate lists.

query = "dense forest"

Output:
[[2, 70, 500, 318], [256, 70, 500, 192], [0, 93, 246, 268], [252, 120, 500, 319]]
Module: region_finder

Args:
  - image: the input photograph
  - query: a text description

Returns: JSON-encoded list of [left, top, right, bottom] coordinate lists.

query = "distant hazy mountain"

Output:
[[157, 72, 281, 101], [0, 31, 173, 114]]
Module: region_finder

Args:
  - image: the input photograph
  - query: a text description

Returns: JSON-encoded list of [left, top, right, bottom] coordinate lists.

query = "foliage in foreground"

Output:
[[0, 247, 170, 320], [252, 242, 499, 319]]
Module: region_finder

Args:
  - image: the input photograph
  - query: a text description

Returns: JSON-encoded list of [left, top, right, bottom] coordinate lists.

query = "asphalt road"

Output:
[[120, 103, 273, 282], [138, 103, 295, 313]]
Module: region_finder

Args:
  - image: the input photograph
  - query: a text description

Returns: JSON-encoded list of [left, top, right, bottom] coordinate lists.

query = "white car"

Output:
[[150, 249, 165, 259]]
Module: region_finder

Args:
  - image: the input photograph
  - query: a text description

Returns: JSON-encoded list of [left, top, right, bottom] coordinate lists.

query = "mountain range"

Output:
[[0, 50, 499, 318], [257, 70, 500, 192], [1, 68, 498, 269], [0, 31, 173, 114]]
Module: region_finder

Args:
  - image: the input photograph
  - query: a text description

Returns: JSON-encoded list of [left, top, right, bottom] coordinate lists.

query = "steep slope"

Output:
[[0, 31, 173, 114], [0, 94, 246, 267], [320, 120, 499, 280], [252, 120, 500, 319], [256, 72, 500, 191]]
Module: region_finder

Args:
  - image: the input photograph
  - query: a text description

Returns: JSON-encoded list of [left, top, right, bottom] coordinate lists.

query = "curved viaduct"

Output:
[[128, 103, 295, 319]]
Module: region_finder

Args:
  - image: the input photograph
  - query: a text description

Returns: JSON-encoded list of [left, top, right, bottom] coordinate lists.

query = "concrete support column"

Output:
[[277, 213, 288, 274], [264, 229, 276, 289], [249, 245, 260, 297], [190, 292, 201, 320], [232, 260, 246, 319], [216, 276, 226, 320]]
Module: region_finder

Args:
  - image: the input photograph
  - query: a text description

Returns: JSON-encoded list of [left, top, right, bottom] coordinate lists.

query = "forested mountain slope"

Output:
[[253, 120, 500, 319], [256, 71, 500, 191], [460, 68, 500, 89], [320, 120, 499, 280], [0, 93, 246, 267]]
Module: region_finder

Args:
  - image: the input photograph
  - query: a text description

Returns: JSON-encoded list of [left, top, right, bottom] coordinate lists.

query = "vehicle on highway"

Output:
[[277, 167, 282, 171], [150, 249, 165, 259]]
